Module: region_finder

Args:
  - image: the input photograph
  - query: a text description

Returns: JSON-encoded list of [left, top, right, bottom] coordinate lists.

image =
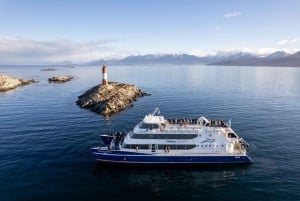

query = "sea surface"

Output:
[[0, 65, 299, 201]]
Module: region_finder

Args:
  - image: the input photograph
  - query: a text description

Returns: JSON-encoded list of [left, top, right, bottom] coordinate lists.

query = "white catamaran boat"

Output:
[[91, 108, 253, 165]]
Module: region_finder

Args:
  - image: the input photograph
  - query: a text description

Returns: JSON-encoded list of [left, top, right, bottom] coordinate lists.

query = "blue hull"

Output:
[[91, 149, 253, 165]]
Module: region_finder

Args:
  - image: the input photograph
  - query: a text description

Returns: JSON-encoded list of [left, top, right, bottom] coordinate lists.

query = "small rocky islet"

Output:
[[0, 74, 37, 92], [0, 73, 73, 92], [48, 76, 73, 83], [40, 68, 57, 71], [76, 82, 149, 116]]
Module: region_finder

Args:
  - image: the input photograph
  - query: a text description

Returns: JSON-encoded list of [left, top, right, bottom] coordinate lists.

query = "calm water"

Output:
[[0, 65, 299, 201]]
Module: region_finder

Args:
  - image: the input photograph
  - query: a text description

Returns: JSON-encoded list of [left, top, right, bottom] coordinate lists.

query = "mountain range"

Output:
[[210, 51, 300, 67], [87, 51, 300, 67]]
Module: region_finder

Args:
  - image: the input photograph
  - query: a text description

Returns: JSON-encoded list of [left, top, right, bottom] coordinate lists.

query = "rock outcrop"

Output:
[[48, 76, 73, 83], [76, 82, 148, 116], [0, 74, 37, 92], [41, 68, 57, 71]]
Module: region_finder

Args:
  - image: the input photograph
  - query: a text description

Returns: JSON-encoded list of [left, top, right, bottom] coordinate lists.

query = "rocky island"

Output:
[[48, 76, 73, 83], [0, 74, 36, 92], [76, 82, 148, 116], [40, 68, 57, 71]]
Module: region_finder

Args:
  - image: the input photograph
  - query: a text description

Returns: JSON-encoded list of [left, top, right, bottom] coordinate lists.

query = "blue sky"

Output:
[[0, 0, 299, 64]]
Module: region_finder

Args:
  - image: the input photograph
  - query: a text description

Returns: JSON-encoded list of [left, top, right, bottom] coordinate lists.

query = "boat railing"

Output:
[[164, 124, 201, 131], [162, 129, 199, 134], [132, 125, 229, 135], [147, 125, 201, 134], [205, 126, 228, 132]]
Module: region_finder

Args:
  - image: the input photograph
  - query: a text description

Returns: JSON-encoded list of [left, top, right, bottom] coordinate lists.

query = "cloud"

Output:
[[212, 47, 299, 56], [276, 38, 299, 46], [0, 37, 136, 64], [277, 40, 288, 46], [223, 11, 242, 18], [1, 37, 299, 65], [188, 50, 207, 57], [254, 48, 280, 55], [256, 48, 299, 55], [212, 47, 251, 56], [255, 47, 299, 55]]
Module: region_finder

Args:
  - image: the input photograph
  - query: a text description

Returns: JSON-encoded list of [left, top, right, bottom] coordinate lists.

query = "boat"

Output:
[[91, 108, 253, 165]]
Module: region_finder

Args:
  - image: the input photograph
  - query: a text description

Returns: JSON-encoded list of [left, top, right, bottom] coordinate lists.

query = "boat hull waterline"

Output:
[[92, 149, 253, 164]]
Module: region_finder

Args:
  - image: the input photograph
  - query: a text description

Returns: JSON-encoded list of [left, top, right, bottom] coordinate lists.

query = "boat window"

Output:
[[131, 133, 198, 139], [151, 144, 156, 152], [158, 144, 196, 150], [124, 144, 196, 150], [228, 133, 237, 138], [139, 123, 160, 130], [124, 144, 150, 149]]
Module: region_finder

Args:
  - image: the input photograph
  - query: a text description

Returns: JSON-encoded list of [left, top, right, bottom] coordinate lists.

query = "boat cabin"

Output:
[[137, 114, 166, 130]]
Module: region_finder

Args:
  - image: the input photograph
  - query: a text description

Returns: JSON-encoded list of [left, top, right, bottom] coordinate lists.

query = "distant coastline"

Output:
[[0, 51, 299, 67]]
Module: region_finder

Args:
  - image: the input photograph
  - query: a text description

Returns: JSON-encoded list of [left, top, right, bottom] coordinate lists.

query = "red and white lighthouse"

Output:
[[102, 65, 108, 85]]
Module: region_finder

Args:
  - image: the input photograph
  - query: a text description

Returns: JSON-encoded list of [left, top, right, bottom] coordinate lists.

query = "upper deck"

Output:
[[134, 112, 230, 135]]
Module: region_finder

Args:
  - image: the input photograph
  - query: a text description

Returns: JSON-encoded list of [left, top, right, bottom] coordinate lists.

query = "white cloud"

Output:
[[211, 47, 299, 56], [0, 37, 136, 64], [212, 47, 251, 56], [277, 40, 288, 46], [277, 38, 299, 46], [254, 48, 279, 55], [188, 50, 207, 57], [1, 37, 299, 65], [223, 11, 242, 18], [247, 47, 299, 55]]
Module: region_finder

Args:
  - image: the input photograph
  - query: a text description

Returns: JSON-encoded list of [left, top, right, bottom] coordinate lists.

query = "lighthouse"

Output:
[[102, 64, 108, 85]]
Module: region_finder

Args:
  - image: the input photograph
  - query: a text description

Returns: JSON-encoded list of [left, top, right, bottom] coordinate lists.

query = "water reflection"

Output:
[[93, 163, 251, 195]]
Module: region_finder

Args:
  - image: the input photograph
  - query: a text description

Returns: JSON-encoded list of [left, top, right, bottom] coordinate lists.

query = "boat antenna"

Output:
[[228, 118, 231, 128], [152, 107, 160, 115]]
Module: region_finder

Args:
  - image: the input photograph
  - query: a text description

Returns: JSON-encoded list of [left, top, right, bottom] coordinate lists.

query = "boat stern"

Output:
[[246, 155, 254, 163], [100, 134, 114, 146]]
